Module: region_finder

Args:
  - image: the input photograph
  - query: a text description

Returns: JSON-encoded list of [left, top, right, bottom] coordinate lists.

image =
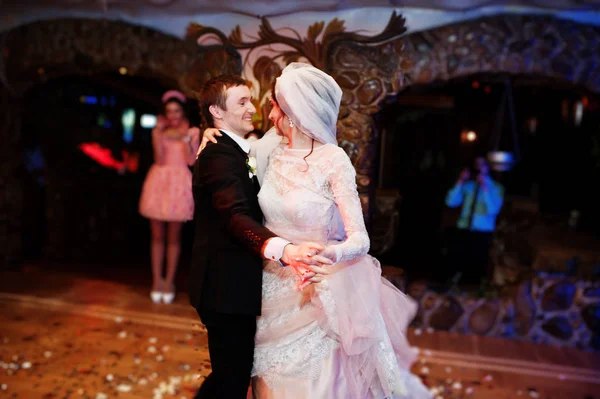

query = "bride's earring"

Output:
[[289, 120, 294, 128]]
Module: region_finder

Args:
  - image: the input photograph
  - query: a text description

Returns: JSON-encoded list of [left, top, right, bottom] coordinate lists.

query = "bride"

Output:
[[244, 63, 431, 398]]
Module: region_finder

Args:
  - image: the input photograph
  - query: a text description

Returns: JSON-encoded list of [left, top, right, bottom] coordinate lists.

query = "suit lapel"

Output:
[[217, 132, 260, 193], [252, 175, 260, 192]]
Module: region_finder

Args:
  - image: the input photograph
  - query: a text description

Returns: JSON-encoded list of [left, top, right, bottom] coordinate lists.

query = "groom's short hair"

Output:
[[199, 75, 248, 128]]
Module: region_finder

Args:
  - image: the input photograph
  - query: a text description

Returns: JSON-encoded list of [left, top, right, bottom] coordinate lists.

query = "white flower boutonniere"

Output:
[[246, 156, 257, 179]]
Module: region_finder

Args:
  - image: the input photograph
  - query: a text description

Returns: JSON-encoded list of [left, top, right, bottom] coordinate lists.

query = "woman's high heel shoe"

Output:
[[150, 291, 162, 304], [162, 284, 176, 304], [151, 279, 165, 303], [162, 292, 175, 304]]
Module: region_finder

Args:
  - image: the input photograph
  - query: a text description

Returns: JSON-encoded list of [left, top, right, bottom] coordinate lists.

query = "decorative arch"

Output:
[[187, 12, 408, 214], [189, 13, 600, 215], [331, 13, 600, 211], [1, 18, 242, 96]]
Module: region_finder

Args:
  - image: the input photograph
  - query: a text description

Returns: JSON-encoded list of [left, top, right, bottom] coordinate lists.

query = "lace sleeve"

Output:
[[326, 147, 370, 263]]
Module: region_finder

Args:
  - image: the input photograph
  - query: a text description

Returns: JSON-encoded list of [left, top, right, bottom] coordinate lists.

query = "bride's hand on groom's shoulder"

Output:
[[198, 128, 222, 152]]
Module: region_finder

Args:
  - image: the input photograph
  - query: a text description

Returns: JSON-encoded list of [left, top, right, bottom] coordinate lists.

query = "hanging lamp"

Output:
[[488, 77, 520, 172]]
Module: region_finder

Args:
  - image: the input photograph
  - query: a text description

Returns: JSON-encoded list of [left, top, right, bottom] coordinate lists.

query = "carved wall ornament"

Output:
[[186, 12, 408, 211], [187, 12, 407, 71], [187, 13, 600, 232]]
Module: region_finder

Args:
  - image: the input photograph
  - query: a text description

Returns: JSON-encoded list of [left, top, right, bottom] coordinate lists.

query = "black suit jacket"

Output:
[[189, 132, 276, 316]]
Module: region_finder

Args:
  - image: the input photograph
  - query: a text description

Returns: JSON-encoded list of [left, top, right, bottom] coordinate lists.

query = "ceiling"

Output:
[[3, 0, 600, 18]]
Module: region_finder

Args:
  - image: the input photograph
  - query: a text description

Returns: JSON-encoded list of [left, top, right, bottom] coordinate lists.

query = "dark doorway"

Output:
[[375, 73, 600, 282], [21, 73, 199, 268]]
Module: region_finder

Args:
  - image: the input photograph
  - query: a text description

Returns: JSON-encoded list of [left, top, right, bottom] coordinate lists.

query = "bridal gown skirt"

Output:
[[251, 255, 432, 399]]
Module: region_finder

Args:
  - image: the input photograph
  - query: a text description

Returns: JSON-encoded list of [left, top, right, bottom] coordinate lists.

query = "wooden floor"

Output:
[[0, 265, 599, 399]]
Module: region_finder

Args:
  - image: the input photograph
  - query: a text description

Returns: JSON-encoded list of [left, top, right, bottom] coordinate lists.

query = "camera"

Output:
[[468, 166, 480, 180]]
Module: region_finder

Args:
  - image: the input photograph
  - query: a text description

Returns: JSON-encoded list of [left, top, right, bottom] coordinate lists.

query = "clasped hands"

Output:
[[280, 243, 336, 291]]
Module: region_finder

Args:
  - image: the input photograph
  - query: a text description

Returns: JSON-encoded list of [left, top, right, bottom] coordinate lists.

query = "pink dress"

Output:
[[253, 144, 431, 399], [139, 137, 194, 222]]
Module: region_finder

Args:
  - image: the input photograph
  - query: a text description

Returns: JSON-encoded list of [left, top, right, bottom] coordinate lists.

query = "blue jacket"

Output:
[[445, 177, 504, 232]]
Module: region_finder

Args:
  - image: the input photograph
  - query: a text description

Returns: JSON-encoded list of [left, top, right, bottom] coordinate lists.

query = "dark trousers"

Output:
[[194, 309, 256, 399], [447, 229, 493, 284]]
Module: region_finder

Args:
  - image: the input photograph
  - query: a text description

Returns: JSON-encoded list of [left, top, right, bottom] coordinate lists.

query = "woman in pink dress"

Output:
[[139, 90, 199, 304]]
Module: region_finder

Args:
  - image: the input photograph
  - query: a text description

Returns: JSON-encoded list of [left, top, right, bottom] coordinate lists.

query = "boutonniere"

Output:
[[246, 156, 257, 179]]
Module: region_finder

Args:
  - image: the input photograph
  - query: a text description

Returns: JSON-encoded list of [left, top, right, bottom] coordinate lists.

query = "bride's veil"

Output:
[[274, 63, 342, 145]]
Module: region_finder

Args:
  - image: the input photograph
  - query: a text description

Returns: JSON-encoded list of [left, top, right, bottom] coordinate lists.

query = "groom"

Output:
[[190, 75, 331, 398]]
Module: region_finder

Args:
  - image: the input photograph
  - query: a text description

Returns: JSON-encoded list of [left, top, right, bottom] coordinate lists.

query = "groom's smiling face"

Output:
[[213, 84, 256, 136]]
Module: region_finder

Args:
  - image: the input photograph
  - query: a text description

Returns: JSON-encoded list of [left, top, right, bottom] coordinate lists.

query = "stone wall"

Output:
[[403, 275, 600, 351]]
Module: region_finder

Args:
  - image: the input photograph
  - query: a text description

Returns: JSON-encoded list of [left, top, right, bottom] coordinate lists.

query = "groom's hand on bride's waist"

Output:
[[281, 242, 333, 291], [295, 246, 337, 290]]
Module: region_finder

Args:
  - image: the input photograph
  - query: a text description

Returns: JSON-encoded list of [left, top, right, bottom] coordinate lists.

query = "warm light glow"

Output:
[[37, 67, 45, 75], [472, 81, 480, 89], [582, 96, 589, 108], [121, 108, 136, 143], [488, 151, 515, 172], [121, 109, 135, 129], [140, 114, 157, 128], [79, 143, 138, 173], [119, 67, 128, 75], [527, 117, 537, 134], [79, 143, 125, 170], [484, 86, 491, 94], [574, 101, 583, 127], [461, 130, 477, 143]]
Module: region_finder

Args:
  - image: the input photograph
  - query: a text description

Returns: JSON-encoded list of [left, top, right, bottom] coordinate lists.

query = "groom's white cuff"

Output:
[[263, 237, 290, 262]]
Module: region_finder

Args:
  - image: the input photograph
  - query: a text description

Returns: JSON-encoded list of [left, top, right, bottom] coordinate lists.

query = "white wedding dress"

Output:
[[252, 143, 432, 399]]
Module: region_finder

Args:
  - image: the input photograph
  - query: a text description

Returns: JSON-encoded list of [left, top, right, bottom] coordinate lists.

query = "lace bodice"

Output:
[[258, 143, 369, 263], [253, 144, 430, 398]]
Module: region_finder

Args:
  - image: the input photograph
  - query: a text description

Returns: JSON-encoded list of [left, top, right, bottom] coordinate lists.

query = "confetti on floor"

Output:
[[1, 269, 598, 399]]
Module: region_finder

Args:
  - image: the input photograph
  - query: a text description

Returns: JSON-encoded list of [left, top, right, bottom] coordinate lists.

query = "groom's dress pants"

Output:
[[194, 309, 257, 399]]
